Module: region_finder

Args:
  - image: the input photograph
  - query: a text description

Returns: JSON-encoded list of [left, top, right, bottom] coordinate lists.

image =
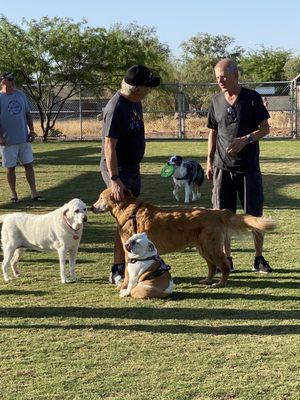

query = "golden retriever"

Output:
[[92, 188, 275, 287]]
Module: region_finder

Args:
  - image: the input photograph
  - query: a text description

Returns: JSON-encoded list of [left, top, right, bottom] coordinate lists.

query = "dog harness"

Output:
[[120, 201, 144, 234], [128, 255, 171, 280]]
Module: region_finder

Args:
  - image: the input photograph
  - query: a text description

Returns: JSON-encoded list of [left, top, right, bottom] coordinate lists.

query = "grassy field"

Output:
[[0, 140, 299, 400]]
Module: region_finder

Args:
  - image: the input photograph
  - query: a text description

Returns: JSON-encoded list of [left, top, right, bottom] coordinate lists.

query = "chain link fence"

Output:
[[27, 79, 299, 140]]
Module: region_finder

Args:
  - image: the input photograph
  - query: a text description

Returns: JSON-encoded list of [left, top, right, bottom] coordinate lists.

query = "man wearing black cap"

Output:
[[100, 65, 160, 284], [0, 72, 44, 203]]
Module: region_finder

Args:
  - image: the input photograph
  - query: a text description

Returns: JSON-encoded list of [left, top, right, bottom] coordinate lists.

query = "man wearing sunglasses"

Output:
[[206, 58, 273, 274], [0, 71, 44, 203]]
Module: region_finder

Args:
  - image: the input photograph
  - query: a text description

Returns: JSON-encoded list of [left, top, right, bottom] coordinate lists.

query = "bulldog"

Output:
[[167, 155, 204, 203], [120, 232, 174, 299]]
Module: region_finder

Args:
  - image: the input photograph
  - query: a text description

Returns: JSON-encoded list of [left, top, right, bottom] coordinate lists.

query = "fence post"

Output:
[[79, 84, 83, 140], [177, 84, 185, 139]]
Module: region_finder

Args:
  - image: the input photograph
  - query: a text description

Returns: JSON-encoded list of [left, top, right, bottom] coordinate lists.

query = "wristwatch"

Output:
[[246, 134, 254, 144], [110, 175, 119, 181]]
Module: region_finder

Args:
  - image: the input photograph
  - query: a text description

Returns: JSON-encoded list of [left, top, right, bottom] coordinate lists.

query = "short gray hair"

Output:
[[215, 58, 239, 75]]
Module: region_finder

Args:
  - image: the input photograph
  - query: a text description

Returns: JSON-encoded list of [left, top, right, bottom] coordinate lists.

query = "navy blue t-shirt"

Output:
[[207, 87, 270, 173], [102, 91, 145, 171]]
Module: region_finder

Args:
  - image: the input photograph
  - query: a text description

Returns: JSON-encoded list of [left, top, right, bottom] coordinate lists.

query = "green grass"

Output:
[[0, 139, 299, 400]]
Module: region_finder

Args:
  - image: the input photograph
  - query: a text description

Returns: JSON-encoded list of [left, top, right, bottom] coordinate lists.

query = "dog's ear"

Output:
[[148, 243, 155, 252], [175, 156, 183, 166]]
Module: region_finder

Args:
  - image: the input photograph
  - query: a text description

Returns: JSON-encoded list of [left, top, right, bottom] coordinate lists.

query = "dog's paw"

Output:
[[120, 289, 130, 297], [212, 281, 226, 288], [70, 274, 79, 282], [199, 278, 213, 285], [3, 276, 12, 282]]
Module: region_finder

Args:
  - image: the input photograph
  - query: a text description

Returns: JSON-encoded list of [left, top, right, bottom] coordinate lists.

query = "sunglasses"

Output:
[[226, 106, 237, 124], [6, 77, 14, 81]]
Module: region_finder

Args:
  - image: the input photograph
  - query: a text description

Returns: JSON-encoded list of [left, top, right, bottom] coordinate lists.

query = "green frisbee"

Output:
[[160, 164, 175, 178]]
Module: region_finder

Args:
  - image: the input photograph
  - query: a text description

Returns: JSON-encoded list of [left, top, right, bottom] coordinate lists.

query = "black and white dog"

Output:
[[167, 155, 204, 203]]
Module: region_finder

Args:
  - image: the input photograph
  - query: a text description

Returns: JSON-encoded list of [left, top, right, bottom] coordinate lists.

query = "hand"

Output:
[[111, 179, 126, 202], [226, 137, 248, 158], [206, 162, 214, 181], [28, 131, 36, 143]]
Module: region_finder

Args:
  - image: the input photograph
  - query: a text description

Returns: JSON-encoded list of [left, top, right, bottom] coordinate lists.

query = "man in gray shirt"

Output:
[[0, 72, 44, 203]]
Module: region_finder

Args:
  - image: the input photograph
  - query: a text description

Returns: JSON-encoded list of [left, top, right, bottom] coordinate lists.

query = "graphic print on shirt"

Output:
[[8, 100, 22, 115], [130, 109, 143, 132]]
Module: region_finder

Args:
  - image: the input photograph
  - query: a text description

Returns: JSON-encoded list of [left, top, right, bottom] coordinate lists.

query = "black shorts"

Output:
[[212, 168, 264, 216], [100, 160, 141, 197]]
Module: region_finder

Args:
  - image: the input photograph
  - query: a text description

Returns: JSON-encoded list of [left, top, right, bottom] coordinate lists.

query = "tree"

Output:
[[283, 57, 300, 80], [0, 16, 110, 140], [178, 33, 244, 110], [239, 47, 292, 81], [0, 17, 172, 140]]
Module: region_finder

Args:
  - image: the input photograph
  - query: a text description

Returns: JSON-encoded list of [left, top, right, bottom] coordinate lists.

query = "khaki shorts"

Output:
[[0, 143, 34, 168], [212, 168, 264, 217]]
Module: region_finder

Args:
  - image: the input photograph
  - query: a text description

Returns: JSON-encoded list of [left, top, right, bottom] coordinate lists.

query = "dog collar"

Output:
[[128, 255, 159, 264], [63, 210, 81, 238]]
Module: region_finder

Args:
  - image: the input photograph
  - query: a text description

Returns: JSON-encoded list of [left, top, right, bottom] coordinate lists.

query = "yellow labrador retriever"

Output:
[[92, 188, 275, 287], [0, 199, 87, 283]]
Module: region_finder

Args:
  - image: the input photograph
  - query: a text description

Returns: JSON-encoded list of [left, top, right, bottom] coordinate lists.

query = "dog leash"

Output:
[[63, 210, 81, 240]]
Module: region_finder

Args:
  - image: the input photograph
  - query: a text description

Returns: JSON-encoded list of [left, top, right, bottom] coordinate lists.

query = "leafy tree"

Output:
[[0, 16, 109, 140], [178, 33, 244, 110], [239, 47, 292, 81], [283, 57, 300, 80], [0, 17, 172, 140]]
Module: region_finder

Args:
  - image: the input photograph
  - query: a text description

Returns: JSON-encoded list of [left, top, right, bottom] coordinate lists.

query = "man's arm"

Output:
[[226, 119, 270, 158], [206, 129, 217, 180], [26, 112, 36, 142], [105, 136, 125, 201], [0, 123, 5, 145]]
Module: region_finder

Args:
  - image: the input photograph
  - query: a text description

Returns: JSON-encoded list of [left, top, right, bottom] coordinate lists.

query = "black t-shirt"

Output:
[[102, 91, 145, 170], [207, 87, 270, 173]]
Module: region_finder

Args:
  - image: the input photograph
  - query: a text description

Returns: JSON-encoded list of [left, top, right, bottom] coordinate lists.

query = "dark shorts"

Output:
[[212, 168, 264, 217], [100, 160, 141, 197]]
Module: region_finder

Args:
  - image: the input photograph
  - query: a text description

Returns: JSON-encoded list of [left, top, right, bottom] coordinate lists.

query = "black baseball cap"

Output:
[[124, 65, 160, 87], [0, 71, 15, 81]]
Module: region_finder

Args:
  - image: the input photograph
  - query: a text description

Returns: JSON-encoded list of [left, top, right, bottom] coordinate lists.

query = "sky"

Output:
[[1, 0, 300, 57]]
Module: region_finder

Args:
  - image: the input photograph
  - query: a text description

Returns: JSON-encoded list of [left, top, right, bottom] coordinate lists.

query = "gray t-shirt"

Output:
[[0, 89, 31, 145], [207, 87, 270, 173], [101, 91, 145, 171]]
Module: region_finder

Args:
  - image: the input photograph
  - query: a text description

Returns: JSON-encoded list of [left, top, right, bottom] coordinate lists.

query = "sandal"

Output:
[[11, 197, 19, 203], [32, 196, 46, 202]]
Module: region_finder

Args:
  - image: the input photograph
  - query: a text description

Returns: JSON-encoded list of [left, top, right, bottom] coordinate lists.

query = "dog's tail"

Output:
[[223, 210, 276, 234]]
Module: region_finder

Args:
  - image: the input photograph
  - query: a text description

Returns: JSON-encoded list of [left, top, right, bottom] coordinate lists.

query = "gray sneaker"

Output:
[[252, 256, 273, 273]]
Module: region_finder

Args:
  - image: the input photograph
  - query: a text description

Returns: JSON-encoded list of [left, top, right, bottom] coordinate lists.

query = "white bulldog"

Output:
[[168, 155, 204, 203], [0, 198, 87, 284], [120, 232, 174, 299]]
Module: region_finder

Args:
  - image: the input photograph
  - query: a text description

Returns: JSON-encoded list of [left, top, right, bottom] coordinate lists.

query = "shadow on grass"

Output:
[[0, 290, 48, 296], [1, 306, 299, 321], [1, 322, 299, 335]]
